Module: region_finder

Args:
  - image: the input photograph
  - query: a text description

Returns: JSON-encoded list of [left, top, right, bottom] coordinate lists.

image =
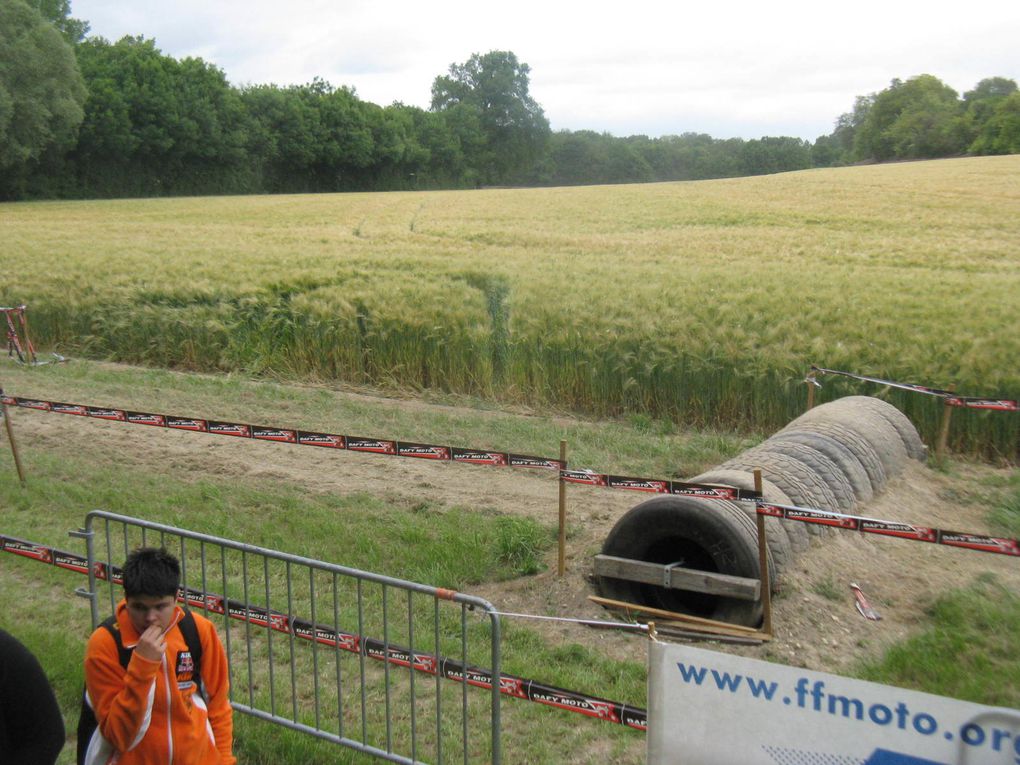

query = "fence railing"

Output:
[[77, 510, 502, 765]]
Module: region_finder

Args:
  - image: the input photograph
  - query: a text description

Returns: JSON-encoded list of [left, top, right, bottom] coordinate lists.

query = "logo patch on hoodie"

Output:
[[176, 651, 196, 690]]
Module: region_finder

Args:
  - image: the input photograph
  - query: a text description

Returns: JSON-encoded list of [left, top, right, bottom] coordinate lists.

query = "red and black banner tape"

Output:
[[755, 502, 1020, 558], [0, 391, 760, 502], [0, 534, 648, 730], [0, 392, 563, 471], [559, 469, 760, 501]]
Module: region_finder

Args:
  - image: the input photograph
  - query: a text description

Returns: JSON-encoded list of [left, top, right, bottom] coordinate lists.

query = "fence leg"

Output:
[[558, 440, 567, 577], [1, 400, 27, 486], [807, 379, 815, 411], [753, 469, 772, 637]]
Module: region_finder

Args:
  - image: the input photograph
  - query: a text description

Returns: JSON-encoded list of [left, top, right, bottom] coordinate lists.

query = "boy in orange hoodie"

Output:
[[82, 547, 236, 765]]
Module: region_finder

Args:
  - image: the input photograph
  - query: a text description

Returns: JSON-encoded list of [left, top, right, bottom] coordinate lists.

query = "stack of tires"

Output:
[[596, 396, 927, 626]]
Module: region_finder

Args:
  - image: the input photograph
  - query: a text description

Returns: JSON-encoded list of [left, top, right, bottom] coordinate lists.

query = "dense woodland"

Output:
[[2, 0, 1019, 200]]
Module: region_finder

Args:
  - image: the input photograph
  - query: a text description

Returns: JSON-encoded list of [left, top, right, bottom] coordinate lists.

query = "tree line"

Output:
[[2, 0, 1018, 201]]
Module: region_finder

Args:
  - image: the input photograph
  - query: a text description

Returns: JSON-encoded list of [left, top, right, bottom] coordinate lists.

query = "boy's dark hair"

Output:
[[122, 547, 180, 598]]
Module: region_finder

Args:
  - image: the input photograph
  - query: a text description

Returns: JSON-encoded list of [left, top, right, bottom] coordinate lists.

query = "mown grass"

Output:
[[857, 575, 1020, 708], [1, 157, 1017, 459]]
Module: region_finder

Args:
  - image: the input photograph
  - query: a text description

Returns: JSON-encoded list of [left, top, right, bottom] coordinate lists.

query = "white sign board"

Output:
[[648, 641, 1020, 764]]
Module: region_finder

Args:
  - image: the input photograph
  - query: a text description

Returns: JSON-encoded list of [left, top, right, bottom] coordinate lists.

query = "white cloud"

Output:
[[71, 0, 1020, 140]]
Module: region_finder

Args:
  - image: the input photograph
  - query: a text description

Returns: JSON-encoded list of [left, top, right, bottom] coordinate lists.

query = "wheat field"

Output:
[[2, 156, 1018, 457]]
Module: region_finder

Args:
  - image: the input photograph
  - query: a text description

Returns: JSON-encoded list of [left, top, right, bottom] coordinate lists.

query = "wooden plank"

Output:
[[651, 624, 768, 645], [593, 554, 760, 601], [588, 595, 762, 635]]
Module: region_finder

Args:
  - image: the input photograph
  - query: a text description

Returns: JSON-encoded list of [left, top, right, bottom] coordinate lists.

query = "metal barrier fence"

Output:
[[76, 511, 502, 765]]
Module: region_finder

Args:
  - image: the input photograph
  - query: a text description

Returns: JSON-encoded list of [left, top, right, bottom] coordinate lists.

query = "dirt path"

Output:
[[6, 396, 1018, 679]]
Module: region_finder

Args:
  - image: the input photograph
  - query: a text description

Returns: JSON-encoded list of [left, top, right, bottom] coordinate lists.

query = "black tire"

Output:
[[721, 500, 784, 587], [746, 440, 858, 512], [721, 452, 841, 536], [830, 396, 928, 462], [777, 419, 887, 493], [598, 496, 765, 626], [692, 468, 811, 555], [785, 403, 908, 479], [767, 430, 874, 503]]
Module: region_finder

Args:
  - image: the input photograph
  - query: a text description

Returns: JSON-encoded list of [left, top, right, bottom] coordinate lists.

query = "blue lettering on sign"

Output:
[[863, 749, 947, 765]]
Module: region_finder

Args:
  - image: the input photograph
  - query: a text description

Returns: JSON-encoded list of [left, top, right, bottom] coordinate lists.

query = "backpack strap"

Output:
[[176, 608, 204, 695], [99, 615, 132, 669]]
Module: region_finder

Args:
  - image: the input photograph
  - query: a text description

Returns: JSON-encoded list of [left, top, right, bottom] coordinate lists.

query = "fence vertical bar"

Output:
[[107, 521, 118, 616], [242, 551, 255, 709], [309, 567, 321, 732], [407, 590, 417, 762], [434, 596, 442, 765], [287, 561, 297, 722], [333, 571, 343, 741], [198, 540, 209, 632], [81, 519, 99, 628], [179, 537, 189, 597], [220, 549, 234, 705], [490, 608, 501, 765], [383, 583, 392, 753], [357, 578, 367, 746], [460, 603, 468, 765], [265, 556, 276, 718]]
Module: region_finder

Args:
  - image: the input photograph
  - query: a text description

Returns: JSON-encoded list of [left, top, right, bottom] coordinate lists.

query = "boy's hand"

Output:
[[136, 624, 167, 662]]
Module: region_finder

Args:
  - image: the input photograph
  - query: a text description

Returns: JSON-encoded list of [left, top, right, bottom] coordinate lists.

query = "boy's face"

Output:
[[126, 594, 177, 634]]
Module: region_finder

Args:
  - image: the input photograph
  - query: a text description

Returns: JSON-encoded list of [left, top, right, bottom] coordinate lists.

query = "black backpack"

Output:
[[77, 609, 203, 765]]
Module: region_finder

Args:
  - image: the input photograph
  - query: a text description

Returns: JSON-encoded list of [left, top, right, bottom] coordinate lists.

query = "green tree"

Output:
[[0, 0, 85, 198], [72, 36, 250, 196], [22, 0, 88, 43], [741, 136, 812, 175], [240, 83, 320, 191], [824, 94, 874, 164], [853, 75, 965, 161], [970, 91, 1020, 155], [963, 77, 1018, 123], [431, 50, 550, 185], [962, 77, 1018, 153]]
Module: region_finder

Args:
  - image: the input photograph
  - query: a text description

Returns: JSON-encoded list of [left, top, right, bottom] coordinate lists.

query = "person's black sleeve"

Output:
[[0, 629, 66, 765]]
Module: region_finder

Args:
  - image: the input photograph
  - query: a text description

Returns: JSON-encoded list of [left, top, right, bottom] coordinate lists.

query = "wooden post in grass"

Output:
[[1, 399, 27, 486], [806, 378, 816, 411], [753, 468, 772, 637], [558, 440, 567, 576], [936, 388, 955, 465]]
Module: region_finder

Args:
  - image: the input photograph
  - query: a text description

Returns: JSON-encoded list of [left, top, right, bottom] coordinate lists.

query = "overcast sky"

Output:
[[70, 0, 1020, 141]]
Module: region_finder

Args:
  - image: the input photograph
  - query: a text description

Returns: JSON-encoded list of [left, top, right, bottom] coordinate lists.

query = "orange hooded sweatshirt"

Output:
[[83, 600, 236, 765]]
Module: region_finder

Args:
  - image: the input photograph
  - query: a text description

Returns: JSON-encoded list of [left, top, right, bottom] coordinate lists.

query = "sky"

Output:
[[70, 0, 1020, 142]]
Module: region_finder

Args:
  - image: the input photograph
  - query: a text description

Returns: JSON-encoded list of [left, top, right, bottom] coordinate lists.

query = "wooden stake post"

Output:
[[1, 399, 27, 486], [936, 387, 955, 464], [753, 468, 772, 637], [558, 439, 567, 577]]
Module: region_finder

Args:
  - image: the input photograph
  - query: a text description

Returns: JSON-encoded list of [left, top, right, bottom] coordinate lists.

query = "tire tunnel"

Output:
[[595, 396, 928, 627]]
